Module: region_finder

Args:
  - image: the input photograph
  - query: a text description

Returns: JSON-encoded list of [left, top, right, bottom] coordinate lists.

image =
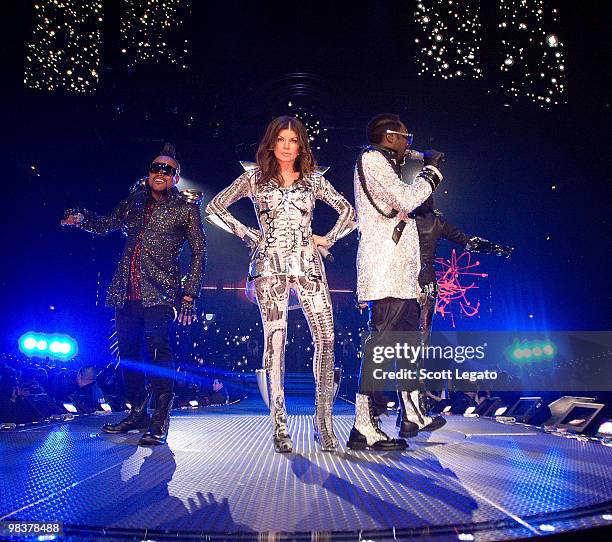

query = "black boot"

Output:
[[347, 394, 408, 451], [101, 394, 150, 434], [139, 393, 174, 446], [399, 390, 446, 438]]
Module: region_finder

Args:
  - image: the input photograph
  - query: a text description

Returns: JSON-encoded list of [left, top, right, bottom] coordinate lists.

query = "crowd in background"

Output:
[[0, 353, 231, 424]]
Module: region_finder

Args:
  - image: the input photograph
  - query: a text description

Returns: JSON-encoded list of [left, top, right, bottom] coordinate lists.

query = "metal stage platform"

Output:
[[1, 396, 611, 541]]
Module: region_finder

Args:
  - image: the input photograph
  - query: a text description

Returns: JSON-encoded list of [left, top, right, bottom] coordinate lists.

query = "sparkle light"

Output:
[[414, 0, 483, 79], [498, 0, 566, 108], [24, 1, 103, 93], [120, 0, 191, 69], [289, 104, 328, 151]]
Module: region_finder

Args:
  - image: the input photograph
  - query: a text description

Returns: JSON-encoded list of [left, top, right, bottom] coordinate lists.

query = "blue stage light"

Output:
[[19, 332, 78, 360], [22, 336, 37, 351]]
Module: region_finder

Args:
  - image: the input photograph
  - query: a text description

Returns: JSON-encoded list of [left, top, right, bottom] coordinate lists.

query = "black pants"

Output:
[[115, 301, 175, 404], [358, 297, 421, 408]]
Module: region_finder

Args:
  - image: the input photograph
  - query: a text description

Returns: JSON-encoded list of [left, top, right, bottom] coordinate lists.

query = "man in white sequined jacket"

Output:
[[347, 114, 447, 452]]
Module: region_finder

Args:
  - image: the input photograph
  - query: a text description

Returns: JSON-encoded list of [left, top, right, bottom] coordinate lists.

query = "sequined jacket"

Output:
[[205, 169, 355, 282], [354, 146, 442, 302], [78, 187, 206, 308]]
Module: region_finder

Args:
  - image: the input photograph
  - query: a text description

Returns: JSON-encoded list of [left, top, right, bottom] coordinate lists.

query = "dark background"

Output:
[[2, 1, 610, 366]]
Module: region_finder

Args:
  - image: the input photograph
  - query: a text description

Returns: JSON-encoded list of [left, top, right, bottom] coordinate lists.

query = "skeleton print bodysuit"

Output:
[[205, 167, 355, 451]]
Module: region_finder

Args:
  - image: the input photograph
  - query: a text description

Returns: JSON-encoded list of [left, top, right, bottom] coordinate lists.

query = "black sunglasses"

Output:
[[149, 162, 178, 176]]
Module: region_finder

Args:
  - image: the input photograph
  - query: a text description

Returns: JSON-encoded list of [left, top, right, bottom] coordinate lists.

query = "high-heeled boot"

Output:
[[101, 393, 150, 434], [313, 364, 339, 451], [139, 392, 174, 445], [347, 393, 408, 451], [266, 369, 292, 453]]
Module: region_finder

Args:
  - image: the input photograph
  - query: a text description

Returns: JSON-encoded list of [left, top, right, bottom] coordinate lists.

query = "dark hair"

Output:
[[366, 113, 403, 144], [77, 365, 97, 380], [255, 116, 316, 184], [155, 142, 181, 174]]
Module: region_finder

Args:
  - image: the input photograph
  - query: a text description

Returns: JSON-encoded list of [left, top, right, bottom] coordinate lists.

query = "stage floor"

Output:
[[1, 396, 611, 541]]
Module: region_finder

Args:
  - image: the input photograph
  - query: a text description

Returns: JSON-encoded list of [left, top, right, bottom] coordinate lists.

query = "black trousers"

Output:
[[115, 301, 175, 404], [358, 297, 421, 407]]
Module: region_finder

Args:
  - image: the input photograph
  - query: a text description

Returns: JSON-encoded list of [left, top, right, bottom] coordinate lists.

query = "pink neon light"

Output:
[[435, 249, 488, 327]]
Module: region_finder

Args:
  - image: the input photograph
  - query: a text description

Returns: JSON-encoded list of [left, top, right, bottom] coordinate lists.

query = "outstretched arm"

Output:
[[204, 172, 259, 246], [440, 216, 514, 257], [61, 196, 133, 236], [439, 216, 470, 247]]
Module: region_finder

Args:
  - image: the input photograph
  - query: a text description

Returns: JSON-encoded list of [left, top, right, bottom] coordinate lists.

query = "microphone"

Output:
[[317, 246, 334, 263], [405, 149, 425, 161], [405, 149, 446, 163]]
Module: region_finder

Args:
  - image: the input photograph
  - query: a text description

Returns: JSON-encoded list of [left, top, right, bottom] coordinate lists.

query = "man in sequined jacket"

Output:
[[62, 146, 206, 445], [348, 114, 447, 452]]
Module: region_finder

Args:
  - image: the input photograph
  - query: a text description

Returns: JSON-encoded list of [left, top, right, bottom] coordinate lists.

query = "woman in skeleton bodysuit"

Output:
[[205, 116, 355, 452]]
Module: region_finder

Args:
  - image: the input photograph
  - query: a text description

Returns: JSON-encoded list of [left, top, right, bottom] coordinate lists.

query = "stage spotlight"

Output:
[[19, 332, 78, 360], [546, 396, 596, 426], [99, 403, 112, 413], [507, 339, 556, 362], [442, 405, 452, 413], [494, 406, 508, 417], [464, 406, 477, 416], [189, 400, 199, 407], [506, 396, 543, 423], [555, 402, 605, 435], [22, 336, 37, 351], [474, 397, 503, 417], [596, 421, 612, 436], [62, 403, 78, 414]]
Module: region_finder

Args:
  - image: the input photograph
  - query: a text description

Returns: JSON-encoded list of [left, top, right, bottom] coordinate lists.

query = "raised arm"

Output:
[[204, 172, 259, 245], [315, 175, 357, 246], [360, 151, 441, 215]]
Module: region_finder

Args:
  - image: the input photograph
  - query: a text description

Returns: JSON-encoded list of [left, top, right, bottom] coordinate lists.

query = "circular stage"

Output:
[[1, 397, 611, 540]]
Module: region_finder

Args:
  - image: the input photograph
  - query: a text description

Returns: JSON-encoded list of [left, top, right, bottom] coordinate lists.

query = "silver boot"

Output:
[[399, 390, 446, 437], [266, 369, 292, 453], [313, 364, 339, 451], [347, 393, 407, 451]]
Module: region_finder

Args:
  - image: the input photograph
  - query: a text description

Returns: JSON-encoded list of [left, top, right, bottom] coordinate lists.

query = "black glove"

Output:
[[423, 150, 445, 169], [177, 297, 197, 326], [418, 266, 437, 290], [467, 236, 514, 258]]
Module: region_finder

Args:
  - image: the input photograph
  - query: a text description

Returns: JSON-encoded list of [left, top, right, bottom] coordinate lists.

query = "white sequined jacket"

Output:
[[354, 147, 442, 302]]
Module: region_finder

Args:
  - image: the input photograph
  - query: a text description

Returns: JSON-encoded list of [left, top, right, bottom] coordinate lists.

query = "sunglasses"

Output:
[[386, 130, 414, 145], [149, 162, 178, 176]]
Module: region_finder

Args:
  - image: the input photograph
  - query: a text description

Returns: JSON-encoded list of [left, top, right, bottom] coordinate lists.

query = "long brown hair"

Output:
[[255, 116, 316, 184]]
